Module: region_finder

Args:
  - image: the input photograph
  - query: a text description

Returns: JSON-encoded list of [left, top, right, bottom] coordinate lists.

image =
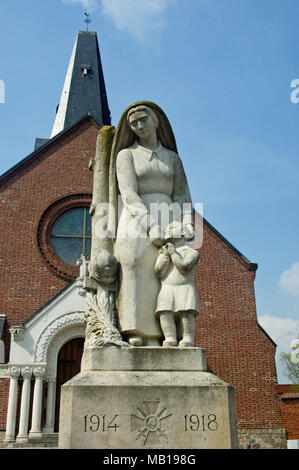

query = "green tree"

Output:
[[280, 336, 299, 384]]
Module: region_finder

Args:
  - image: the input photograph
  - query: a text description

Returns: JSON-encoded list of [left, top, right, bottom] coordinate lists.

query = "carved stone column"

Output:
[[43, 378, 56, 433], [4, 366, 20, 442], [29, 366, 45, 439], [16, 367, 32, 442]]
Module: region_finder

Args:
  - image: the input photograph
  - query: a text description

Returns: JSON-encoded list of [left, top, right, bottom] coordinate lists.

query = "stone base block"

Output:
[[58, 347, 238, 449], [81, 346, 207, 372]]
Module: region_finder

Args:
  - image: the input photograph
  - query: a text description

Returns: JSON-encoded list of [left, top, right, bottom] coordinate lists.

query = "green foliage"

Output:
[[280, 336, 299, 384]]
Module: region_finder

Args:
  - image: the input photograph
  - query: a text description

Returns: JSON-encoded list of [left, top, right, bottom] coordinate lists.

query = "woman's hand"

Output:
[[148, 224, 164, 246], [183, 224, 195, 240]]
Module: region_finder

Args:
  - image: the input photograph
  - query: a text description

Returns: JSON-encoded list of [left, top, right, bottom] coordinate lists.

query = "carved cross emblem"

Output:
[[131, 400, 172, 446]]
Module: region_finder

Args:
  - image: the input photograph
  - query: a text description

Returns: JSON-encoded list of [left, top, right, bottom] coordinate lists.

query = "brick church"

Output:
[[0, 29, 288, 448]]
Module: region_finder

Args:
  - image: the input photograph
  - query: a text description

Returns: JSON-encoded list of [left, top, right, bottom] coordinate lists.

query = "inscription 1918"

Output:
[[184, 414, 218, 432], [83, 412, 218, 434]]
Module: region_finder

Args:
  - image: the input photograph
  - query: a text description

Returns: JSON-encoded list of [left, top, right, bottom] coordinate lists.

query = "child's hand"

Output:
[[166, 242, 175, 255], [159, 245, 170, 257]]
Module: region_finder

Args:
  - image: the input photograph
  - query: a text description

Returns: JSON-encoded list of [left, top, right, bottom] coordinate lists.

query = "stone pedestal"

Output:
[[58, 347, 238, 449]]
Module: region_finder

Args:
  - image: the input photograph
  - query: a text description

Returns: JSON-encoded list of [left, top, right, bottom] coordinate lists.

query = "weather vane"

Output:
[[84, 12, 91, 31]]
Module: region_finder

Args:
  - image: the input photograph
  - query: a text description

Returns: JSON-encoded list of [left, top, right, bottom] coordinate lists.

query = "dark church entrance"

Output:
[[54, 337, 84, 432]]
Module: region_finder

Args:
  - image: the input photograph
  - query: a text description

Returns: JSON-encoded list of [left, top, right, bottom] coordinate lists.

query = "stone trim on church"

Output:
[[1, 283, 85, 444]]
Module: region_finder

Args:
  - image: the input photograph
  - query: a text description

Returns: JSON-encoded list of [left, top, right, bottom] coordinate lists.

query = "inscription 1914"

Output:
[[83, 414, 119, 432], [83, 412, 218, 434]]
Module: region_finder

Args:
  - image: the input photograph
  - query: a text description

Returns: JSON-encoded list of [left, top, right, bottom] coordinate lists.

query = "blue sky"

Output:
[[0, 0, 298, 382]]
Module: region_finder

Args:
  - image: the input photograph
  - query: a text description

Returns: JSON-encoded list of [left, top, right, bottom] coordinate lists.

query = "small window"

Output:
[[50, 207, 91, 267]]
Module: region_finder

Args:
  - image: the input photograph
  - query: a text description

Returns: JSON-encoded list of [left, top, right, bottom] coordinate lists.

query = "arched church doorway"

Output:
[[54, 337, 84, 432]]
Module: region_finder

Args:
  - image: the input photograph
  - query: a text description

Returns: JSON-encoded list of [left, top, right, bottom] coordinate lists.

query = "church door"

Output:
[[54, 337, 84, 432]]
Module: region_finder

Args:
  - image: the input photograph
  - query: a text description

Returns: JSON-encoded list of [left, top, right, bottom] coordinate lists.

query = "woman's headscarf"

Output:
[[108, 101, 178, 237]]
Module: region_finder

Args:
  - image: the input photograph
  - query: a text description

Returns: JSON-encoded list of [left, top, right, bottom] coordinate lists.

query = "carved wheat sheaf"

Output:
[[84, 291, 129, 348]]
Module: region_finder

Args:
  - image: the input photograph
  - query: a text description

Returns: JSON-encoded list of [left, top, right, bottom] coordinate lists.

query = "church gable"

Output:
[[197, 220, 270, 347], [0, 117, 99, 334], [195, 221, 281, 430], [0, 116, 100, 188]]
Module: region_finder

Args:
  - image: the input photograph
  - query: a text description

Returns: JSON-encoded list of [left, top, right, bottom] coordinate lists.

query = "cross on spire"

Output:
[[84, 12, 91, 31]]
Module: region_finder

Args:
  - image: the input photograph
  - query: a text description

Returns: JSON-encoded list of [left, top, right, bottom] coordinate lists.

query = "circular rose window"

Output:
[[50, 207, 91, 267], [37, 195, 92, 280]]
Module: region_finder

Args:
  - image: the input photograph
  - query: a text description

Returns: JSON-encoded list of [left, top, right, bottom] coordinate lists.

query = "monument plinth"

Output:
[[58, 347, 238, 449]]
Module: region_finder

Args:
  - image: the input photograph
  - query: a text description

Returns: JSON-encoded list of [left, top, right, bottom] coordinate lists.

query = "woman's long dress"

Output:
[[114, 140, 192, 340]]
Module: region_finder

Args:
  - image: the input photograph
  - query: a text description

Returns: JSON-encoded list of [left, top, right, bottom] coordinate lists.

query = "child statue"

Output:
[[155, 221, 200, 347]]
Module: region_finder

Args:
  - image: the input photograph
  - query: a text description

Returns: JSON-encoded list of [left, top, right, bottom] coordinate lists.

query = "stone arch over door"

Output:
[[35, 311, 85, 368], [40, 312, 85, 434], [43, 313, 85, 379]]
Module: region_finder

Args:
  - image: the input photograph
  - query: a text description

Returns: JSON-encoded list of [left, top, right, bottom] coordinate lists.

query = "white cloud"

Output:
[[279, 262, 299, 296], [259, 314, 299, 350], [62, 0, 99, 11], [62, 0, 177, 41], [259, 314, 299, 382], [100, 0, 177, 41]]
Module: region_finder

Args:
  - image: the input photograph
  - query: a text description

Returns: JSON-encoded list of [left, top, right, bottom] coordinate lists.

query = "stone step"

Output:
[[1, 434, 58, 449]]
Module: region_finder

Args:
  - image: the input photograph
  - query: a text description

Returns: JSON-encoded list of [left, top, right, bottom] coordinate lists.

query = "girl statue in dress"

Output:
[[107, 101, 196, 347], [155, 221, 200, 348]]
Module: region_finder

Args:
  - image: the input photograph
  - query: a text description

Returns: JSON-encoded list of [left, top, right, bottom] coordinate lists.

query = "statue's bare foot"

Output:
[[129, 335, 143, 346], [179, 336, 194, 347], [163, 339, 177, 347]]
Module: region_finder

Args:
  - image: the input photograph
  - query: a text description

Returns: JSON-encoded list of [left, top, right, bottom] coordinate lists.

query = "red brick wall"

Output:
[[0, 379, 9, 431], [194, 222, 282, 429], [0, 118, 282, 433], [279, 385, 299, 439], [0, 118, 98, 346]]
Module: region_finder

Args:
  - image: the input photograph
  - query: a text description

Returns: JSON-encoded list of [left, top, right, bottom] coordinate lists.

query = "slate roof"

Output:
[[61, 30, 111, 129]]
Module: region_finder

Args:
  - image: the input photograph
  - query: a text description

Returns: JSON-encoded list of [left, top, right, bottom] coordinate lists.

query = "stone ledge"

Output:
[[1, 434, 58, 449], [64, 370, 229, 388], [81, 346, 207, 372]]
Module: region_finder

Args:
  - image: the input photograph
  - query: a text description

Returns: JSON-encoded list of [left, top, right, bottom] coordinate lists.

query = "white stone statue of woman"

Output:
[[108, 101, 195, 347]]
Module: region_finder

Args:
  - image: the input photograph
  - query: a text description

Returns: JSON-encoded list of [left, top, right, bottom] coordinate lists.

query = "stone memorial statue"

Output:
[[83, 101, 199, 348], [60, 101, 238, 450]]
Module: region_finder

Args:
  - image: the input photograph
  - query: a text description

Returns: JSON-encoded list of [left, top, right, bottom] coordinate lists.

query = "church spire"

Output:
[[51, 30, 111, 138]]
